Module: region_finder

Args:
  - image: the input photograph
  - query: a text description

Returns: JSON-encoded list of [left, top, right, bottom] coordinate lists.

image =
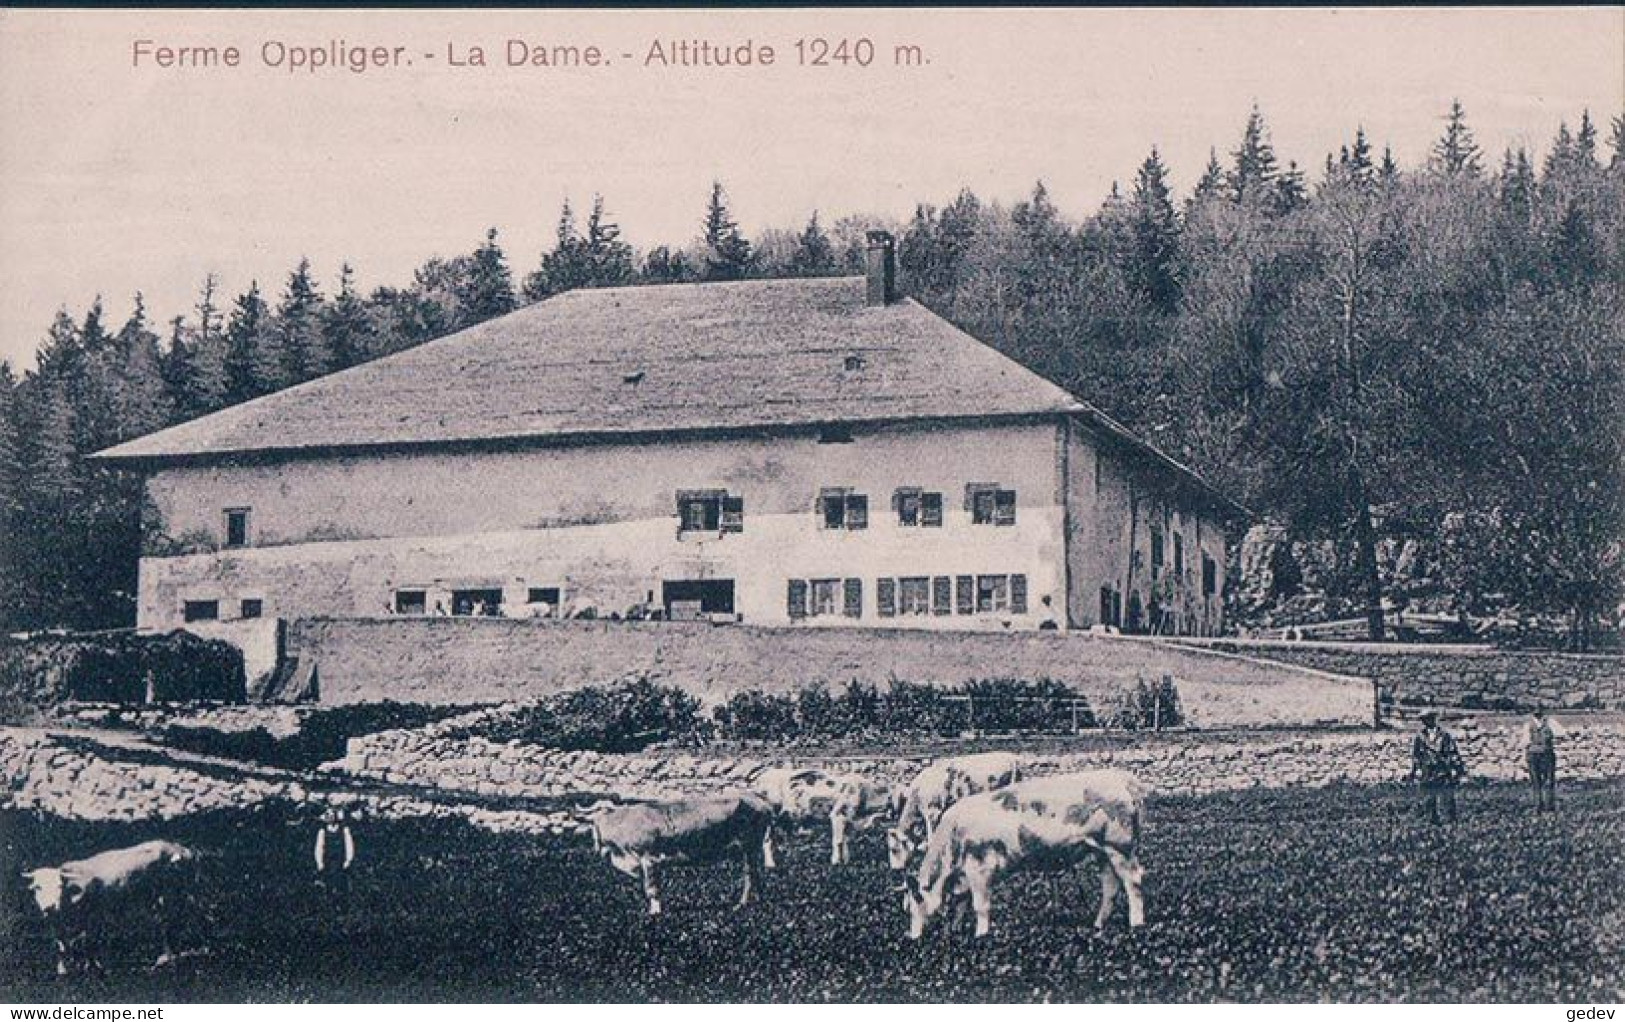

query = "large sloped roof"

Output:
[[93, 275, 1242, 515], [97, 276, 1084, 460]]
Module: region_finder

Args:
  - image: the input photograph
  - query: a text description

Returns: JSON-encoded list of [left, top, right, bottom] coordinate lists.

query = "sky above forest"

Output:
[[1, 7, 1620, 370]]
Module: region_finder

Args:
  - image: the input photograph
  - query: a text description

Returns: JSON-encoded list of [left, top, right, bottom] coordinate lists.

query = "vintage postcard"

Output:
[[1, 6, 1622, 1008]]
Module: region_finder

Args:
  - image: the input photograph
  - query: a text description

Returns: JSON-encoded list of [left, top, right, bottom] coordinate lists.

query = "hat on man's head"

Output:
[[1419, 710, 1439, 724]]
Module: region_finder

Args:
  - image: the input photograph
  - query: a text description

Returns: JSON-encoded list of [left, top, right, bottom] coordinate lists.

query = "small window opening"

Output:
[[843, 354, 866, 372], [224, 508, 250, 548], [240, 599, 263, 620], [183, 600, 219, 623], [394, 590, 427, 615]]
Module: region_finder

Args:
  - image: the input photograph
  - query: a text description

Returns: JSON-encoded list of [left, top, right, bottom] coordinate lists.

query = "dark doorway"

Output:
[[662, 579, 735, 621]]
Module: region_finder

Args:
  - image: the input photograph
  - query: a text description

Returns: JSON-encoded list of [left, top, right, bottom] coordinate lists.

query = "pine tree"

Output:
[[224, 281, 271, 403], [1228, 106, 1280, 204], [323, 263, 375, 369], [460, 228, 516, 322], [525, 200, 581, 301], [1610, 114, 1625, 172], [1273, 161, 1308, 214], [1378, 146, 1400, 186], [1575, 109, 1598, 167], [702, 181, 753, 281], [1431, 99, 1483, 177], [787, 210, 838, 277], [1544, 121, 1577, 180], [1190, 149, 1226, 205], [1127, 149, 1181, 312], [1498, 148, 1536, 223], [272, 259, 329, 388], [111, 294, 174, 439], [581, 197, 635, 287]]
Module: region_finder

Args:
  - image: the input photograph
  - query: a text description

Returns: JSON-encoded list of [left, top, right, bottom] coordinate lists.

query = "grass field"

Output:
[[3, 779, 1622, 1002]]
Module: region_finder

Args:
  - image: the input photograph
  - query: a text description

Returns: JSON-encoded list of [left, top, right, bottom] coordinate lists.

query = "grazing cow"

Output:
[[752, 766, 890, 865], [902, 770, 1147, 939], [23, 840, 198, 975], [886, 752, 1024, 870], [590, 794, 774, 915]]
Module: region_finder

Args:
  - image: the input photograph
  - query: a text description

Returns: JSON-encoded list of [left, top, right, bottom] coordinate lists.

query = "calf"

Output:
[[590, 794, 774, 915], [23, 840, 197, 975], [886, 752, 1024, 870], [753, 766, 889, 865], [903, 770, 1146, 939]]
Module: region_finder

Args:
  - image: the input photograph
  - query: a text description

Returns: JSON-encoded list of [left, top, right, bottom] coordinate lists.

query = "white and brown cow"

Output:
[[752, 766, 890, 865], [902, 770, 1147, 939], [589, 794, 774, 915], [886, 752, 1024, 870], [23, 839, 198, 975]]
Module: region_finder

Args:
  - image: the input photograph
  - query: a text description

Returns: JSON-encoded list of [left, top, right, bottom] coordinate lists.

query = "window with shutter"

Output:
[[847, 494, 868, 530], [932, 576, 952, 614], [898, 577, 930, 615], [811, 579, 841, 616], [1203, 555, 1217, 596], [976, 575, 1010, 613], [787, 579, 809, 619], [878, 578, 897, 617], [894, 488, 921, 526], [721, 495, 744, 533], [1010, 574, 1028, 614], [1174, 533, 1184, 580], [1150, 528, 1165, 577], [955, 575, 974, 614], [921, 492, 944, 527], [994, 490, 1017, 526], [843, 578, 863, 618]]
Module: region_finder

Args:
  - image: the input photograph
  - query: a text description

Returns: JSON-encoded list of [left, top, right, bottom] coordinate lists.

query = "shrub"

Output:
[[1, 629, 245, 722], [451, 676, 706, 753], [711, 676, 1095, 741], [1111, 674, 1183, 731]]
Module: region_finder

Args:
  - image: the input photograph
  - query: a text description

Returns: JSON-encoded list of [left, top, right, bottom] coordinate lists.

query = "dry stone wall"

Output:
[[335, 716, 1625, 802]]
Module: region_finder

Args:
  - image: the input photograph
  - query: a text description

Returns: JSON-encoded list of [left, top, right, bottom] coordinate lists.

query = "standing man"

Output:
[[1409, 711, 1466, 825], [314, 802, 357, 896], [1524, 707, 1561, 812]]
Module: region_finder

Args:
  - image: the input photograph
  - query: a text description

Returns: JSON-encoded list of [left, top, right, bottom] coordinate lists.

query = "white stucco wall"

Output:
[[138, 419, 1068, 631]]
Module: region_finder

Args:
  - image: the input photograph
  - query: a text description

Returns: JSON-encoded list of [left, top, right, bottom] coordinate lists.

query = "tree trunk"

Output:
[[1350, 466, 1385, 642]]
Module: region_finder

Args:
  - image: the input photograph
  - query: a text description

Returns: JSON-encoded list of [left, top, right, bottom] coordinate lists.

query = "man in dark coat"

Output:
[[1523, 707, 1561, 812], [1409, 711, 1466, 825]]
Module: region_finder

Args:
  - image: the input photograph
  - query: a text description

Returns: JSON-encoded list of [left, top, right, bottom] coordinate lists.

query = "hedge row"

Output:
[[1, 630, 245, 723]]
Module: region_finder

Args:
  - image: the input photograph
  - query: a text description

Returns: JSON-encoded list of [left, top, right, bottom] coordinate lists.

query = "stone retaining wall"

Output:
[[335, 716, 1625, 802], [1174, 638, 1625, 710], [287, 617, 1374, 727]]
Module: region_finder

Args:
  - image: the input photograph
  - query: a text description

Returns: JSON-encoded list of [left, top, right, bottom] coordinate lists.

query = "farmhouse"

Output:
[[96, 233, 1242, 636]]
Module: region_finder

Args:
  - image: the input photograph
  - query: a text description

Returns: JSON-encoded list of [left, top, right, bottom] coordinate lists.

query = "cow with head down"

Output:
[[886, 752, 1024, 871], [752, 766, 890, 866], [902, 769, 1147, 940], [23, 839, 198, 975], [588, 794, 774, 916]]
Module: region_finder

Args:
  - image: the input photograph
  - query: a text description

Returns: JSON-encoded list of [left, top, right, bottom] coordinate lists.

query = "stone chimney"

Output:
[[865, 230, 897, 306]]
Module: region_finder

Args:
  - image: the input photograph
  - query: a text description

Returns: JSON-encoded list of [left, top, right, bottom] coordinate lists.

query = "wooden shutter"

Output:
[[921, 492, 943, 527], [721, 495, 744, 533], [877, 578, 897, 617], [843, 578, 863, 618], [995, 490, 1017, 526], [932, 576, 952, 615], [1010, 574, 1028, 614], [847, 494, 868, 530], [955, 575, 974, 615], [787, 579, 808, 619]]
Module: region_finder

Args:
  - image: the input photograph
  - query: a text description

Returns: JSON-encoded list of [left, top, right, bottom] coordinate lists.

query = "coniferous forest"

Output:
[[1, 104, 1620, 645]]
